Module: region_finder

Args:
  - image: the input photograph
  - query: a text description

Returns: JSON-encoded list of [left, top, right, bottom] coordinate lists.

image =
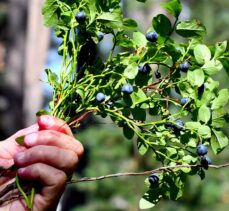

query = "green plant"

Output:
[[2, 0, 229, 210], [40, 0, 229, 209]]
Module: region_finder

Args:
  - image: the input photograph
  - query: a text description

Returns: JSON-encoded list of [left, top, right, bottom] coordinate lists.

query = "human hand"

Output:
[[0, 115, 84, 211]]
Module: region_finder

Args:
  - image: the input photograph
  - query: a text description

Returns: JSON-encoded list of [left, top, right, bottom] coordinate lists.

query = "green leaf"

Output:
[[131, 107, 146, 121], [206, 77, 219, 91], [163, 173, 184, 200], [194, 44, 211, 65], [211, 129, 229, 154], [137, 139, 148, 155], [182, 155, 197, 164], [133, 32, 147, 47], [124, 63, 138, 79], [221, 57, 229, 77], [36, 109, 50, 117], [161, 0, 182, 18], [212, 108, 228, 128], [176, 20, 206, 38], [198, 168, 206, 180], [187, 68, 205, 87], [139, 190, 162, 209], [214, 41, 227, 59], [97, 10, 123, 28], [42, 0, 59, 27], [152, 14, 172, 36], [123, 18, 138, 30], [130, 87, 148, 107], [185, 122, 201, 130], [198, 125, 211, 139], [123, 126, 134, 140], [16, 135, 25, 145], [198, 105, 211, 124], [45, 69, 59, 88], [116, 32, 134, 48], [177, 81, 197, 99], [166, 147, 177, 158], [186, 122, 211, 138], [202, 59, 223, 75], [211, 89, 229, 110]]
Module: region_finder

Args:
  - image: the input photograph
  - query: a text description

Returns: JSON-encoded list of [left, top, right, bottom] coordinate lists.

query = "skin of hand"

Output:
[[0, 115, 84, 211]]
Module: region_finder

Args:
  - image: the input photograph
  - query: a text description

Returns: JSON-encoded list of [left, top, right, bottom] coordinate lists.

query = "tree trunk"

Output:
[[1, 0, 27, 138], [23, 0, 50, 126], [1, 0, 50, 139]]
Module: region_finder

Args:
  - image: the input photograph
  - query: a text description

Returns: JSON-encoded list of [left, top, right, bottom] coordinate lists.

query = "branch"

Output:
[[68, 162, 229, 184], [1, 162, 229, 206]]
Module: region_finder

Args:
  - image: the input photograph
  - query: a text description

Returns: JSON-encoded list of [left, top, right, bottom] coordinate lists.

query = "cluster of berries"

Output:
[[95, 30, 159, 103], [96, 83, 133, 103], [164, 117, 184, 134], [196, 144, 212, 169]]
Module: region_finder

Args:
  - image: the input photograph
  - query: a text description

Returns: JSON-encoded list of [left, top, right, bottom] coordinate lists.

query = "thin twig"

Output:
[[68, 162, 229, 184], [1, 162, 229, 205]]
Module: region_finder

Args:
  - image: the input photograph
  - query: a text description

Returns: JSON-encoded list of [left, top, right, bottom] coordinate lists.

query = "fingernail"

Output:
[[39, 115, 54, 127], [24, 133, 37, 145], [15, 152, 25, 163]]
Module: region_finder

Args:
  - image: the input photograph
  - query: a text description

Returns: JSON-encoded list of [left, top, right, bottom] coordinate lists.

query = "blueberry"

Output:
[[75, 11, 86, 23], [148, 174, 159, 186], [96, 92, 106, 102], [164, 117, 174, 128], [146, 31, 158, 42], [138, 64, 151, 74], [155, 70, 161, 79], [98, 32, 104, 41], [180, 97, 189, 106], [200, 156, 212, 170], [121, 83, 133, 94], [196, 144, 208, 156], [173, 120, 184, 131], [179, 61, 190, 72]]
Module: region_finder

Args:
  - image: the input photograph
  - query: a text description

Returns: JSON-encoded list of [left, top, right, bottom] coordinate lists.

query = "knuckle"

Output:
[[40, 130, 58, 141], [55, 170, 67, 184], [33, 146, 45, 157], [77, 142, 84, 157], [29, 163, 41, 176], [68, 151, 78, 169]]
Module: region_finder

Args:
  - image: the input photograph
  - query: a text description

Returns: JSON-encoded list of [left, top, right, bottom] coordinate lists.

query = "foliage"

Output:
[[41, 0, 229, 209]]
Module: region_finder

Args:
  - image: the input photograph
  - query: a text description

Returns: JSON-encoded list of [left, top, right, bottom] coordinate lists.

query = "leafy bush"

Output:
[[41, 0, 229, 209]]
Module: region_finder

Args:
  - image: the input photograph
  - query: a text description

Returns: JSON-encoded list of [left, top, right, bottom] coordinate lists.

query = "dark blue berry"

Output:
[[96, 92, 106, 102], [98, 32, 104, 41], [173, 120, 184, 131], [164, 117, 174, 128], [196, 144, 208, 156], [148, 174, 159, 186], [138, 64, 151, 74], [201, 156, 212, 170], [179, 61, 190, 72], [121, 83, 133, 94], [180, 97, 189, 106], [146, 31, 158, 42], [75, 11, 86, 23], [155, 71, 161, 79]]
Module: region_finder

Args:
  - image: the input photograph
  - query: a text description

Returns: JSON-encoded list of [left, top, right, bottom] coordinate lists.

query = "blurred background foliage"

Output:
[[1, 0, 229, 210]]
